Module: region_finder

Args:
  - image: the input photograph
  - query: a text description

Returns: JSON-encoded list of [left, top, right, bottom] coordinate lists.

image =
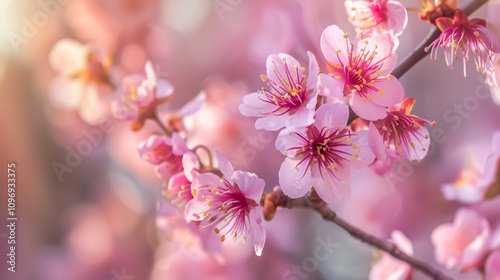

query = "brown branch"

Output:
[[392, 0, 490, 79], [151, 114, 172, 137], [262, 188, 453, 280]]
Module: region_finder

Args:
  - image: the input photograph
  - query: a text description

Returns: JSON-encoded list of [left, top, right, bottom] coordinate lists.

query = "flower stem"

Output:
[[392, 0, 490, 79], [262, 188, 453, 280], [152, 115, 172, 137], [192, 145, 214, 170]]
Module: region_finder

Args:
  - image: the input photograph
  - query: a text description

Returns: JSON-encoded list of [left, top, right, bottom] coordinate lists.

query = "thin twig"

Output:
[[262, 188, 453, 280], [392, 0, 490, 78], [151, 115, 172, 137]]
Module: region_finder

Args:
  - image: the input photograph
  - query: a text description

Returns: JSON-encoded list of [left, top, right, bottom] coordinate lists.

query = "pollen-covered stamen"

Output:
[[380, 112, 430, 157], [329, 36, 391, 98], [426, 10, 497, 78], [258, 58, 309, 116], [349, 1, 387, 36], [287, 125, 359, 182], [191, 178, 256, 244]]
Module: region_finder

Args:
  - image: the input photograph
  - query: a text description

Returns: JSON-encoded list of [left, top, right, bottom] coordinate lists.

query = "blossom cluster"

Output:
[[240, 24, 434, 204], [43, 0, 500, 278]]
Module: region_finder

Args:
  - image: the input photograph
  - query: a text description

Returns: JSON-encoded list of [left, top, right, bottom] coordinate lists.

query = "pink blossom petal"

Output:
[[284, 107, 315, 128], [266, 53, 302, 84], [386, 1, 408, 36], [311, 165, 351, 203], [249, 209, 266, 256], [359, 36, 395, 69], [278, 158, 312, 198], [368, 122, 388, 162], [487, 0, 500, 40], [305, 51, 320, 92], [182, 152, 199, 182], [485, 250, 500, 279], [155, 79, 174, 100], [154, 161, 178, 181], [215, 151, 234, 183], [49, 77, 84, 109], [171, 132, 189, 156], [275, 127, 307, 156], [461, 219, 492, 268], [195, 173, 222, 189], [179, 91, 206, 118], [476, 26, 500, 53], [441, 183, 485, 203], [239, 92, 277, 117], [231, 171, 265, 204], [78, 83, 112, 125], [391, 230, 413, 255], [351, 93, 388, 121], [314, 103, 349, 129], [367, 77, 405, 107], [349, 130, 376, 168], [49, 38, 87, 76], [144, 60, 158, 85], [184, 199, 208, 222], [401, 127, 430, 160], [317, 73, 345, 98], [321, 25, 351, 66], [255, 114, 287, 131]]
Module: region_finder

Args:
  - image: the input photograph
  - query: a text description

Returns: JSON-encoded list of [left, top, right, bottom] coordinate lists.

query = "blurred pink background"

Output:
[[0, 0, 500, 279]]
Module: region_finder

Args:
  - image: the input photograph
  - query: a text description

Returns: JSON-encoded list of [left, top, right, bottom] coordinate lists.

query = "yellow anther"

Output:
[[260, 74, 267, 82], [191, 189, 198, 196]]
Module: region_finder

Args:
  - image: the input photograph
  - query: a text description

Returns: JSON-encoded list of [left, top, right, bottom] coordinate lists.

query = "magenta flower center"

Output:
[[328, 37, 389, 99], [146, 143, 183, 171], [258, 59, 310, 115], [192, 179, 256, 243], [379, 112, 428, 157], [288, 126, 359, 181]]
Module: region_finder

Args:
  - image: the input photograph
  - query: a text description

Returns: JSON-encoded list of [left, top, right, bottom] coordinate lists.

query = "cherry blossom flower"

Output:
[[185, 152, 266, 256], [165, 152, 200, 208], [138, 133, 189, 180], [275, 103, 375, 203], [369, 230, 413, 280], [49, 38, 114, 125], [111, 61, 174, 125], [368, 98, 433, 164], [485, 250, 500, 280], [442, 132, 500, 203], [345, 0, 408, 49], [239, 52, 319, 131], [426, 9, 500, 78], [431, 208, 492, 271], [319, 25, 404, 121]]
